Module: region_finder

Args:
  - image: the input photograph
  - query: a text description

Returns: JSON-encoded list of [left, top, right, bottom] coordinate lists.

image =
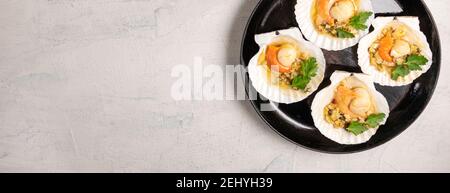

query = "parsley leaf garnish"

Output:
[[391, 54, 428, 80], [392, 65, 410, 81], [291, 57, 318, 90], [292, 76, 311, 90], [301, 57, 319, 78], [347, 122, 368, 136], [366, 113, 386, 128], [346, 113, 386, 135], [349, 12, 373, 30], [336, 28, 355, 38], [405, 54, 428, 69]]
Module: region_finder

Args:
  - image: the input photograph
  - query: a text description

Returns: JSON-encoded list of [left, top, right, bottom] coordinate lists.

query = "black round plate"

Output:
[[240, 0, 441, 153]]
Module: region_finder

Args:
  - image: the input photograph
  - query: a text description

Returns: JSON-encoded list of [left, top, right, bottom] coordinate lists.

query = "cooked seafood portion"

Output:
[[323, 76, 381, 133], [358, 17, 433, 86], [248, 28, 326, 104], [313, 0, 372, 38], [258, 37, 318, 91], [295, 0, 374, 50], [369, 23, 428, 80], [311, 72, 390, 144]]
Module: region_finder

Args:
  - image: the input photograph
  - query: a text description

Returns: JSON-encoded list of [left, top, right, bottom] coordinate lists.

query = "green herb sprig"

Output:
[[336, 28, 355, 38], [335, 11, 373, 38], [292, 57, 319, 90], [347, 113, 386, 135], [392, 54, 428, 80], [349, 11, 373, 30]]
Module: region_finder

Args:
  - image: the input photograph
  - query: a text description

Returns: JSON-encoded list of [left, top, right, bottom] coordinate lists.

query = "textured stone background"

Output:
[[0, 0, 448, 172]]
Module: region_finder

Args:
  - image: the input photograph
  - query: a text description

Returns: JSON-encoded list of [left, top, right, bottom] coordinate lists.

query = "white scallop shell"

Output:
[[248, 27, 326, 104], [357, 17, 433, 86], [295, 0, 374, 51], [311, 71, 390, 145]]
